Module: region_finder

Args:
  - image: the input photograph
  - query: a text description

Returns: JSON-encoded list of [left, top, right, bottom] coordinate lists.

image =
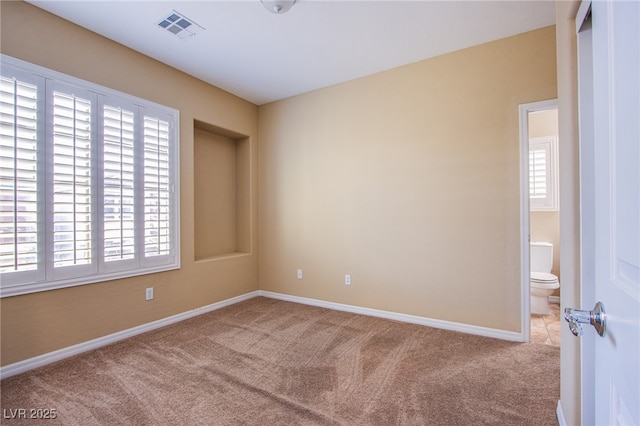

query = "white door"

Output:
[[573, 0, 640, 425]]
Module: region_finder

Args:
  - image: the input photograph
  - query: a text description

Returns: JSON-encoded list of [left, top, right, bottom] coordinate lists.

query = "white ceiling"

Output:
[[27, 0, 556, 105]]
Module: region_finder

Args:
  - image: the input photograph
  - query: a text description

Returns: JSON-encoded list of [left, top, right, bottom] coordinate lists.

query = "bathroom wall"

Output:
[[529, 109, 561, 295]]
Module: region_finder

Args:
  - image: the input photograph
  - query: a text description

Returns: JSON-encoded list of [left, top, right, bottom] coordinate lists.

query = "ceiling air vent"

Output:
[[158, 11, 204, 40]]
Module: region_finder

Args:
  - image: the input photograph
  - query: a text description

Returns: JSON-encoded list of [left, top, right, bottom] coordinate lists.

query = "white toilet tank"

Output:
[[531, 241, 553, 273]]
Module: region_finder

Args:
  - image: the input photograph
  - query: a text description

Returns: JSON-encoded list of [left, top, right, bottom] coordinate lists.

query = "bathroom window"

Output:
[[529, 136, 559, 211]]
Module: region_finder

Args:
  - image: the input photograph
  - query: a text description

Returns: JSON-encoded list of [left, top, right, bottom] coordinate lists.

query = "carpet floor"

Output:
[[1, 297, 560, 425]]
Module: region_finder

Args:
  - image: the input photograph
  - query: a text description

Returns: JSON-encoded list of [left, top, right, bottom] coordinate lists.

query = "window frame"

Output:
[[0, 55, 180, 298], [528, 136, 559, 212]]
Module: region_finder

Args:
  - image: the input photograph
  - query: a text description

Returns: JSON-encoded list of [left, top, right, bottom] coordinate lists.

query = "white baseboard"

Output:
[[549, 295, 560, 304], [257, 290, 523, 342], [0, 291, 260, 380], [556, 400, 568, 426], [1, 289, 525, 380]]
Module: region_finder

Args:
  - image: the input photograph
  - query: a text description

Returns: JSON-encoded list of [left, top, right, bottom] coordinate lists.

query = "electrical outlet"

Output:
[[145, 287, 154, 301], [297, 269, 303, 279], [345, 274, 351, 286]]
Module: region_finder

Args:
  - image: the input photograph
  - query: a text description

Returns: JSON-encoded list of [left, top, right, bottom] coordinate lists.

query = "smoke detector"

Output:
[[158, 11, 204, 39]]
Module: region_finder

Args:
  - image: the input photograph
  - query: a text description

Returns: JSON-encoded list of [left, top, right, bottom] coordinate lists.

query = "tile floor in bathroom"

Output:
[[530, 302, 561, 346]]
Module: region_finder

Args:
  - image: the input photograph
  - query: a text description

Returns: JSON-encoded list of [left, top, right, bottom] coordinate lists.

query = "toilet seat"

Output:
[[530, 271, 558, 284], [530, 272, 559, 292]]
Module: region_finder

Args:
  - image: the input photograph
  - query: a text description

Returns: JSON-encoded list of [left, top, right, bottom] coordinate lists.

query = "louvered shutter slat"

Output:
[[52, 91, 92, 268], [103, 105, 136, 262], [529, 148, 547, 199], [143, 116, 171, 257], [0, 76, 39, 272]]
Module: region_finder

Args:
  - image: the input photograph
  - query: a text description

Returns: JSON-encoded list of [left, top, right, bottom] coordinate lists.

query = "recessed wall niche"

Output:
[[193, 120, 250, 260]]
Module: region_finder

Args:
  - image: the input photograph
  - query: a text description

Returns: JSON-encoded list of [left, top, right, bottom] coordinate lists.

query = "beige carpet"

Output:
[[1, 297, 560, 425]]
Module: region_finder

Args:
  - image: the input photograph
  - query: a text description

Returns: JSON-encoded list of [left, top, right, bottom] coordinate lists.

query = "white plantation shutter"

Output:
[[529, 148, 547, 199], [143, 115, 172, 258], [0, 55, 179, 297], [52, 90, 93, 269], [529, 136, 558, 211], [103, 104, 136, 262], [0, 75, 40, 276]]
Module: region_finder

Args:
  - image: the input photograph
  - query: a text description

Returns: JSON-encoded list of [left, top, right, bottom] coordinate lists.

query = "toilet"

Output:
[[530, 241, 560, 315]]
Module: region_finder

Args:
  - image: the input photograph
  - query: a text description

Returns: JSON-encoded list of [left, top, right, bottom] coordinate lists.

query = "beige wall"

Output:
[[0, 1, 259, 366], [258, 26, 557, 331], [529, 109, 559, 138], [529, 109, 561, 291]]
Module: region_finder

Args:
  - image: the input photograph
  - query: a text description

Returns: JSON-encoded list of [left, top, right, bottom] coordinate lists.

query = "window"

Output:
[[0, 55, 180, 297], [529, 136, 558, 211]]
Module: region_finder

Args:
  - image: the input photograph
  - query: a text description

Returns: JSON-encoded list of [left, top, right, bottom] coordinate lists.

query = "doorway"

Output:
[[518, 99, 560, 343]]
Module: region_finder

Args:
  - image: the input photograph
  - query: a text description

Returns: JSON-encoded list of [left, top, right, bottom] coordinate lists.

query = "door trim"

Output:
[[575, 1, 594, 422], [518, 98, 559, 342]]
